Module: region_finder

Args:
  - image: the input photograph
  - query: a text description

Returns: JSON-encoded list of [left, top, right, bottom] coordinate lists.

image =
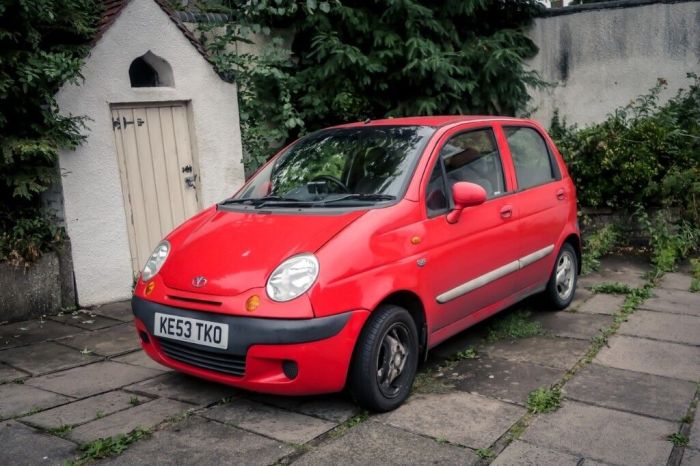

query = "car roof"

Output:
[[334, 115, 525, 128]]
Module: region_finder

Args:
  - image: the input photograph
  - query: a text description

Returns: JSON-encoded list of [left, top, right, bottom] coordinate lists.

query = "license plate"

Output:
[[153, 312, 229, 350]]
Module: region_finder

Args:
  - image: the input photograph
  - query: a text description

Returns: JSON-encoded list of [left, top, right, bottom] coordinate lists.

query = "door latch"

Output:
[[184, 174, 197, 189]]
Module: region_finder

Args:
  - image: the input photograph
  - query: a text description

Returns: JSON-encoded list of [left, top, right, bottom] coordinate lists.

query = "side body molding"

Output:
[[436, 244, 554, 304]]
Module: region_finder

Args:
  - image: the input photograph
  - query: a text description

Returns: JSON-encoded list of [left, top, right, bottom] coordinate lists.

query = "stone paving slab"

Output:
[[453, 355, 563, 405], [380, 392, 524, 449], [595, 335, 700, 381], [202, 398, 336, 444], [249, 393, 359, 423], [295, 420, 477, 466], [0, 341, 100, 376], [89, 301, 133, 322], [58, 323, 140, 357], [649, 287, 700, 307], [564, 363, 696, 421], [0, 319, 80, 350], [26, 361, 162, 398], [640, 296, 700, 317], [0, 383, 72, 420], [431, 329, 487, 360], [111, 350, 170, 372], [577, 293, 626, 315], [0, 362, 29, 383], [569, 287, 594, 311], [618, 310, 700, 345], [522, 401, 675, 465], [491, 440, 580, 465], [0, 420, 76, 466], [531, 312, 614, 340], [124, 372, 236, 406], [659, 273, 693, 291], [683, 448, 700, 466], [480, 336, 590, 370], [49, 310, 123, 330], [68, 398, 190, 444], [22, 391, 149, 430], [100, 415, 293, 466]]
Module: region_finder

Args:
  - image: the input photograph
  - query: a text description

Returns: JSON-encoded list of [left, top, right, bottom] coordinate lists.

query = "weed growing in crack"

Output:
[[74, 427, 151, 463], [328, 411, 369, 439], [526, 387, 562, 414], [454, 347, 478, 360], [476, 448, 496, 459], [667, 432, 689, 446], [48, 424, 72, 438]]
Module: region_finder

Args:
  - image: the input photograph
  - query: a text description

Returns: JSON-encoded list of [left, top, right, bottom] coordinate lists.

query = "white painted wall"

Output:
[[527, 1, 700, 127], [57, 0, 244, 306]]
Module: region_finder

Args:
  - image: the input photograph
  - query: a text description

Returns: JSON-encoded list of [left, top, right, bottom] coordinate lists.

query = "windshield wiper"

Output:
[[317, 193, 396, 205], [219, 195, 291, 206]]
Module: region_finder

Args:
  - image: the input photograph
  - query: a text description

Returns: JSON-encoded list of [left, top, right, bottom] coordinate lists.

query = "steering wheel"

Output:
[[311, 175, 349, 193]]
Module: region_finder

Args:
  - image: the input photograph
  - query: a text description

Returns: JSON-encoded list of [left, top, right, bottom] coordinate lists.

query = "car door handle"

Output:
[[556, 188, 566, 200], [500, 205, 513, 219]]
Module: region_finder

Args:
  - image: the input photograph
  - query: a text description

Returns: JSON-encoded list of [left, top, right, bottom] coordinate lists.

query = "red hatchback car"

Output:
[[132, 116, 580, 411]]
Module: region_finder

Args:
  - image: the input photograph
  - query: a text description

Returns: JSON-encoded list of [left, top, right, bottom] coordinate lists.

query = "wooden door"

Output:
[[111, 103, 200, 275]]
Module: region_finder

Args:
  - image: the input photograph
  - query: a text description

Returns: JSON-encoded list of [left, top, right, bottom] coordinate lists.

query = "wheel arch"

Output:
[[374, 290, 428, 361], [563, 233, 582, 274]]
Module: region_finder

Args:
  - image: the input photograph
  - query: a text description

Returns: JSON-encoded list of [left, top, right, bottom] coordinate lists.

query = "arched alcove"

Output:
[[128, 51, 174, 87]]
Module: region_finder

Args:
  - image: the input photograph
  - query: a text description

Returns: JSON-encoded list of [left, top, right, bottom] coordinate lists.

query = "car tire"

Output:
[[543, 242, 578, 310], [348, 305, 419, 412]]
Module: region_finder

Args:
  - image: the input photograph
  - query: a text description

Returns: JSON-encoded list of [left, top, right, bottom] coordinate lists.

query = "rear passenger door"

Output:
[[501, 124, 569, 291]]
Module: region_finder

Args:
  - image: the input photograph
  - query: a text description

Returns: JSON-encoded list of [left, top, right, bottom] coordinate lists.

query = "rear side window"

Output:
[[505, 127, 559, 190]]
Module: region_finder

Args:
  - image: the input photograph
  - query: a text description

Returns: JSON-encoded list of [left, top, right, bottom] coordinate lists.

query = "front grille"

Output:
[[157, 338, 246, 377]]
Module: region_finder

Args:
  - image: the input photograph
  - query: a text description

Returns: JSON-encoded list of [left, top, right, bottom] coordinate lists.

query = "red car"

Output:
[[132, 116, 580, 411]]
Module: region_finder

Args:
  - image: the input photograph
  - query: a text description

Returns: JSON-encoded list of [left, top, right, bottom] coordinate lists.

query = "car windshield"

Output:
[[226, 125, 435, 208]]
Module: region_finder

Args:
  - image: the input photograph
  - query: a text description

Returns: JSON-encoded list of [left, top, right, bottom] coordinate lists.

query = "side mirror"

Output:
[[446, 182, 487, 224]]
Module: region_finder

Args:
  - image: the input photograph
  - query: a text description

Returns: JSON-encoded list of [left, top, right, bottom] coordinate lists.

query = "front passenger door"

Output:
[[419, 126, 520, 333]]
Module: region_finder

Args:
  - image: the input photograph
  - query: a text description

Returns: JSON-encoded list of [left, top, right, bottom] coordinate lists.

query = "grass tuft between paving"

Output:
[[485, 310, 543, 342]]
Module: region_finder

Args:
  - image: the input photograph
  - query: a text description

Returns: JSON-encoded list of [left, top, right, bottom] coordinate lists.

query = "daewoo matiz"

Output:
[[132, 116, 580, 411]]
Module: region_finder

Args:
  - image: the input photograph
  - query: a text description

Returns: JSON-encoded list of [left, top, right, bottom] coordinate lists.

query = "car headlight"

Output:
[[141, 240, 170, 282], [266, 253, 319, 302]]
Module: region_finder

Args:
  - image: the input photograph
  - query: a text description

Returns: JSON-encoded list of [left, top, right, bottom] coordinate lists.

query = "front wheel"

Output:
[[348, 305, 418, 412], [543, 243, 578, 309]]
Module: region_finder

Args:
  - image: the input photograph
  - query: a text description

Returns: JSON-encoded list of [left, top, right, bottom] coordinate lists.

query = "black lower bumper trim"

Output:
[[131, 295, 351, 355]]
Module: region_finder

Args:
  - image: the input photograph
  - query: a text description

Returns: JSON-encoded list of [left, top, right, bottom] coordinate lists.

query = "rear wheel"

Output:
[[348, 305, 418, 412], [543, 243, 578, 309]]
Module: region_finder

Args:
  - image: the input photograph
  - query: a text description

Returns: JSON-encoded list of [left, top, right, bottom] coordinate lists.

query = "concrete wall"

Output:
[[527, 0, 700, 127], [56, 0, 245, 306]]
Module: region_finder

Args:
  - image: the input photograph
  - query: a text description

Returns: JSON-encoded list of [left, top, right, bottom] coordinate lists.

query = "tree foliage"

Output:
[[0, 0, 99, 264], [204, 0, 544, 173]]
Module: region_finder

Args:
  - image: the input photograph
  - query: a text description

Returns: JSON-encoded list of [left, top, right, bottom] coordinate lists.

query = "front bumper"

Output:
[[132, 296, 369, 395]]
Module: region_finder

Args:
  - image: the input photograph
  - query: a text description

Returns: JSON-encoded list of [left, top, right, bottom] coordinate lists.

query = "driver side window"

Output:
[[440, 128, 506, 198]]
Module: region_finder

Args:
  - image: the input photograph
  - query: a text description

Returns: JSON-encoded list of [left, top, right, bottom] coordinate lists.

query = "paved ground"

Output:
[[0, 256, 698, 465]]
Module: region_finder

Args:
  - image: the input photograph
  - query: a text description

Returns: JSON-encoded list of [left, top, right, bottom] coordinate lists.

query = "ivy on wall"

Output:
[[0, 0, 99, 264], [203, 0, 545, 173]]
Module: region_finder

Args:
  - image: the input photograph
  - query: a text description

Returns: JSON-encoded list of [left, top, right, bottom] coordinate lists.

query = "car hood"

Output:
[[160, 207, 366, 296]]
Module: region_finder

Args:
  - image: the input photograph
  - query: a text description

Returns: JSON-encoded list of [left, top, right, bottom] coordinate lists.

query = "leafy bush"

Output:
[[204, 0, 545, 173], [581, 224, 618, 273], [0, 0, 99, 264], [551, 74, 700, 226]]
